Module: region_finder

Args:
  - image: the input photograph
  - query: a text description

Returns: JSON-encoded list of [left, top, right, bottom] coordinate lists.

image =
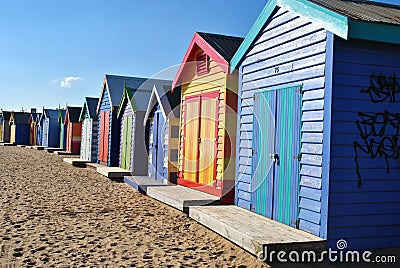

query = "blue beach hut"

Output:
[[231, 0, 400, 250], [144, 83, 181, 184], [41, 109, 61, 148], [97, 74, 152, 167]]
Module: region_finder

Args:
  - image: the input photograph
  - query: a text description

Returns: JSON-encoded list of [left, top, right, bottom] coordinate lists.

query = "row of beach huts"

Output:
[[1, 0, 399, 255]]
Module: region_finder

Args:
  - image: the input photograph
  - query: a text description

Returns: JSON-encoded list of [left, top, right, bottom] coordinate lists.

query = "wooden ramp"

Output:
[[189, 206, 325, 257], [96, 166, 131, 179], [63, 158, 91, 167], [124, 176, 168, 194], [147, 185, 221, 213]]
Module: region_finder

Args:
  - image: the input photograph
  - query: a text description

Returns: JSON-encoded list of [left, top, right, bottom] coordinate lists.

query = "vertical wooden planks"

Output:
[[198, 95, 218, 186], [183, 97, 200, 183]]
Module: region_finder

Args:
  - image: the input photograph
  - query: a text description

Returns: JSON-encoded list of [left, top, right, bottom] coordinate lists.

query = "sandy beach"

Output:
[[0, 146, 267, 267]]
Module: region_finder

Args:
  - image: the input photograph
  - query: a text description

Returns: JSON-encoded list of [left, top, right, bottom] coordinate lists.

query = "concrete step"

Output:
[[44, 147, 63, 153], [189, 205, 326, 257], [96, 166, 131, 179], [63, 158, 91, 167], [86, 163, 103, 171], [124, 176, 168, 194], [1, 143, 15, 146], [54, 151, 79, 156], [147, 185, 221, 213]]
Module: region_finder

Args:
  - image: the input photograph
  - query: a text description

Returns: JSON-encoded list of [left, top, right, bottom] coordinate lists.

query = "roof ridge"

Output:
[[197, 31, 244, 40]]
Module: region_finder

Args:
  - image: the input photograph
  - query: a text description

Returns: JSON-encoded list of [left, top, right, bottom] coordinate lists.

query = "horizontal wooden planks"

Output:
[[236, 6, 328, 239], [327, 37, 400, 249]]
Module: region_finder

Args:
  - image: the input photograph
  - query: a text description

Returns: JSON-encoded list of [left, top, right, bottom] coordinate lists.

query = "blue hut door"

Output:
[[42, 119, 49, 147], [252, 86, 302, 228], [150, 111, 165, 181]]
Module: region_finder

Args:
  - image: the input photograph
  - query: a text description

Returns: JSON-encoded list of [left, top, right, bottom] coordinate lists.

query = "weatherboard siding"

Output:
[[163, 120, 170, 182], [91, 119, 98, 162], [11, 124, 30, 145], [179, 58, 227, 181], [328, 38, 400, 250], [42, 117, 60, 148], [235, 8, 328, 237]]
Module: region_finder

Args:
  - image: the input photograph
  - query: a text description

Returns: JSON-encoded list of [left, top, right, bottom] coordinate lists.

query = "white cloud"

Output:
[[60, 76, 82, 88]]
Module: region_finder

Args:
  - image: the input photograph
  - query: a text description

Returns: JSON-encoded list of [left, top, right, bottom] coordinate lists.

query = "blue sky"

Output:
[[0, 0, 398, 112]]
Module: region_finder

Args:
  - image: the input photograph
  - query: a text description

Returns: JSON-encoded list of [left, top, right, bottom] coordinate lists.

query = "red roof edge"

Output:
[[171, 32, 229, 91]]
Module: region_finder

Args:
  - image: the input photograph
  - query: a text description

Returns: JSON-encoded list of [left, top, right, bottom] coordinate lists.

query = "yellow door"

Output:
[[10, 125, 16, 144], [198, 97, 218, 186], [183, 98, 200, 182]]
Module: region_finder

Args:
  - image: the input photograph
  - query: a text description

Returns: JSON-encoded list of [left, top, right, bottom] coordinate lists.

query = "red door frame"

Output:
[[179, 90, 220, 195], [99, 111, 110, 163], [181, 95, 201, 183]]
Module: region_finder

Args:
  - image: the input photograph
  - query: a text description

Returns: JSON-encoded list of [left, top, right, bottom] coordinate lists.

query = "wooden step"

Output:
[[147, 185, 221, 213], [189, 205, 326, 257], [124, 176, 168, 194]]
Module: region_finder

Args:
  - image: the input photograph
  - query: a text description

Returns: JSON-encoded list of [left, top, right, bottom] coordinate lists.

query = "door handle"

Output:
[[293, 153, 301, 161], [269, 153, 279, 163]]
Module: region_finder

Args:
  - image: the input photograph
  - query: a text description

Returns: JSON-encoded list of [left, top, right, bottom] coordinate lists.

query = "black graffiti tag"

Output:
[[361, 74, 400, 103], [353, 111, 400, 186]]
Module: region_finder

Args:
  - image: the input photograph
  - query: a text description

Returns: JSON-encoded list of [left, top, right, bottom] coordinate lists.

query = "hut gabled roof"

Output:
[[230, 0, 400, 72], [117, 78, 171, 118], [10, 112, 31, 125], [96, 75, 149, 113], [79, 97, 99, 121], [1, 111, 12, 121], [172, 31, 244, 89], [143, 82, 181, 126], [65, 106, 82, 124]]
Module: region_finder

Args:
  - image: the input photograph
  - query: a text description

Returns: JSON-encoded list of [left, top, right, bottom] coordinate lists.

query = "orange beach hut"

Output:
[[64, 106, 82, 154]]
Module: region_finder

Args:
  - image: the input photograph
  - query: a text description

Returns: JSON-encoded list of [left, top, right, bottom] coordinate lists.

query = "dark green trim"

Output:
[[79, 100, 87, 122], [349, 20, 400, 44], [117, 85, 134, 118]]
